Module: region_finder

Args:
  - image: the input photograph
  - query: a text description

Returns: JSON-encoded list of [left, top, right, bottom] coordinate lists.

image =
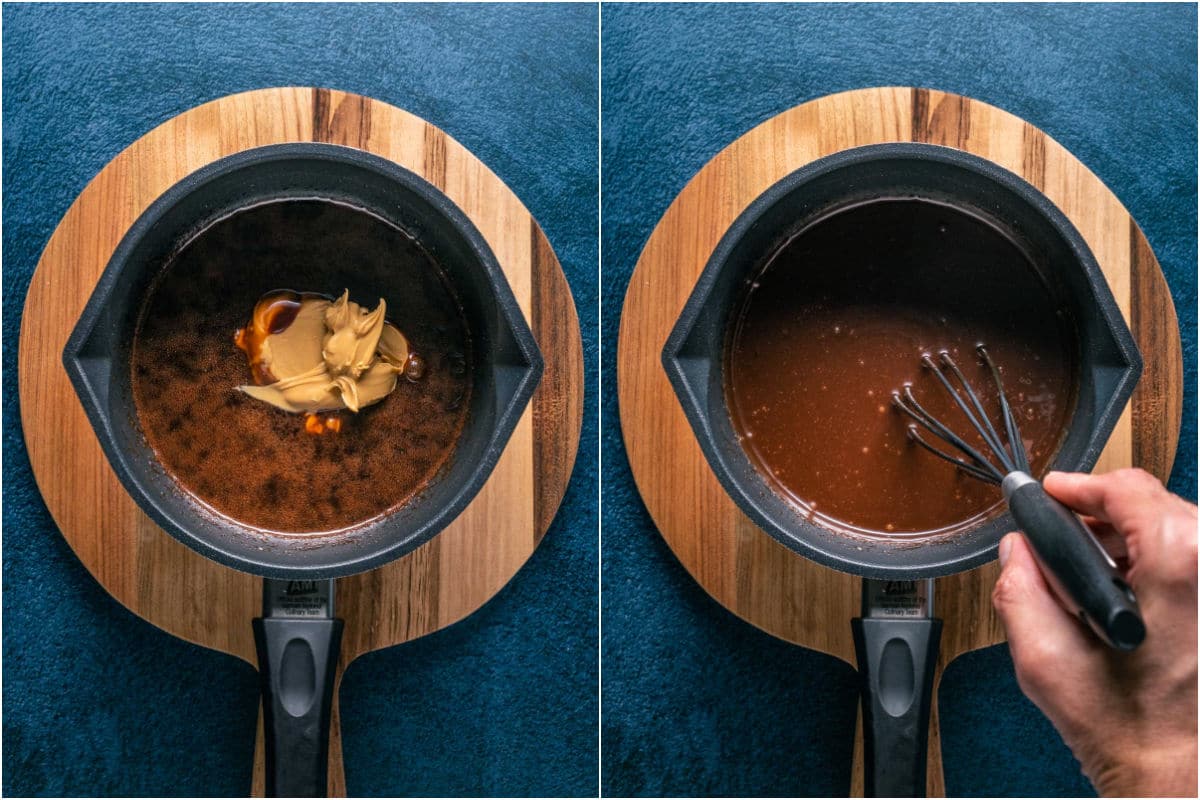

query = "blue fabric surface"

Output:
[[3, 4, 597, 796], [601, 3, 1196, 797]]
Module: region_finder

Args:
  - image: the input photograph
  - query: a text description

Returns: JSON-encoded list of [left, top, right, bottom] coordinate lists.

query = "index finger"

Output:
[[1042, 469, 1167, 531]]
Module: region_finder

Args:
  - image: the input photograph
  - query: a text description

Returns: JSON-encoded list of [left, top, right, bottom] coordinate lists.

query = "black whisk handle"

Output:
[[1002, 472, 1146, 651]]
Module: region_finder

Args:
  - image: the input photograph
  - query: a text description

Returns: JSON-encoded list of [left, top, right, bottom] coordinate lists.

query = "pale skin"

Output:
[[993, 468, 1198, 797]]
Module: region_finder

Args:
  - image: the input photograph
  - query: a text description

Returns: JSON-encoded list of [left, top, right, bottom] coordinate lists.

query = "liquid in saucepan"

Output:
[[724, 198, 1077, 536], [131, 199, 472, 533]]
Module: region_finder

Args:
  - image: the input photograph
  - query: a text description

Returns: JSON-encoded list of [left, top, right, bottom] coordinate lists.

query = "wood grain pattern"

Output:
[[1130, 217, 1185, 481], [617, 87, 1183, 796], [18, 88, 583, 797], [533, 221, 587, 540]]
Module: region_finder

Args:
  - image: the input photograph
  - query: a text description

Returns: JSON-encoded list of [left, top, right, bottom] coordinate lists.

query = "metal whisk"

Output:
[[892, 345, 1028, 485], [891, 344, 1146, 652]]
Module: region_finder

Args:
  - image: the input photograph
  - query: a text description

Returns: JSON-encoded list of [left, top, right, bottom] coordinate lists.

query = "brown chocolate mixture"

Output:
[[131, 199, 472, 533], [725, 199, 1077, 536]]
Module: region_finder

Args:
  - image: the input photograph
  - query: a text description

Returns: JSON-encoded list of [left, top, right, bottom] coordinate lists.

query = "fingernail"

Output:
[[998, 535, 1013, 567]]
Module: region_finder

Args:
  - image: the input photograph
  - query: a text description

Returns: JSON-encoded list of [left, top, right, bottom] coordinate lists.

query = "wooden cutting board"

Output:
[[18, 87, 584, 796], [616, 87, 1183, 796]]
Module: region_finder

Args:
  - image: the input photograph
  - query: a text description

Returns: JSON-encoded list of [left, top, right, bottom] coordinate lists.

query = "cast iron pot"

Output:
[[64, 143, 544, 796], [662, 143, 1141, 796]]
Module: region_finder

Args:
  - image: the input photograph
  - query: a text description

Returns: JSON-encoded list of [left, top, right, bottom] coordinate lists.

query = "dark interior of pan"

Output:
[[64, 143, 543, 579], [663, 143, 1141, 579]]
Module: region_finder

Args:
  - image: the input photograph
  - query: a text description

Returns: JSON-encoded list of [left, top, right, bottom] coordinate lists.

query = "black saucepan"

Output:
[[64, 143, 543, 796], [663, 143, 1141, 796]]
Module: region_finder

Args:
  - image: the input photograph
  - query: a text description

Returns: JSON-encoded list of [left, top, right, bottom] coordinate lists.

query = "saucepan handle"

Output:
[[851, 616, 942, 798], [1006, 478, 1145, 651], [252, 616, 344, 797]]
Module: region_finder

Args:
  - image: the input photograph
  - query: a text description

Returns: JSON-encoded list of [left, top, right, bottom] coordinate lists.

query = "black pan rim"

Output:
[[63, 142, 544, 579], [662, 141, 1142, 580]]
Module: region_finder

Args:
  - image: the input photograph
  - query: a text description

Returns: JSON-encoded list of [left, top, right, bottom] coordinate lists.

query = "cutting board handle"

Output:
[[253, 617, 345, 797]]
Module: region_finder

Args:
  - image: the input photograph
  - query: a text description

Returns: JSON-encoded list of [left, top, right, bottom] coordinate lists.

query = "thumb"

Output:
[[992, 533, 1097, 698]]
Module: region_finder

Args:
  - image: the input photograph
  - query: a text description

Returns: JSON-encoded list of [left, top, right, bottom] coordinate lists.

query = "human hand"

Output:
[[992, 468, 1198, 797]]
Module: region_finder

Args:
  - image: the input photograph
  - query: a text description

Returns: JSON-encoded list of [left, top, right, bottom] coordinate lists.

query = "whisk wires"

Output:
[[891, 345, 1027, 486]]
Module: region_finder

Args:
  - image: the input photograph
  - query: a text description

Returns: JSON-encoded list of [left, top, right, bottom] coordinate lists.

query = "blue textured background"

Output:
[[601, 4, 1196, 797], [3, 4, 597, 796]]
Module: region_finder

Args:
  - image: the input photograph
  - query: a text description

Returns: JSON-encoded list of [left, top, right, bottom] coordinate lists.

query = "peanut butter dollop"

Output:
[[235, 290, 411, 414]]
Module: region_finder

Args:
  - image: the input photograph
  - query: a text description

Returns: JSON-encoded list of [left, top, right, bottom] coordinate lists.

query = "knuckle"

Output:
[[1154, 517, 1198, 586], [1179, 532, 1199, 569], [991, 569, 1025, 612], [1011, 639, 1058, 693], [1012, 663, 1042, 699], [990, 576, 1010, 611]]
